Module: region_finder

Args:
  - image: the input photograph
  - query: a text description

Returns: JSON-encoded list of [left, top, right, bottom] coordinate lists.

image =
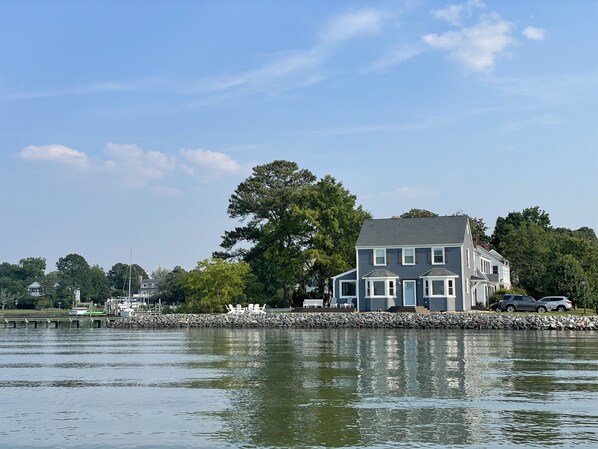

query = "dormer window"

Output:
[[374, 248, 386, 266]]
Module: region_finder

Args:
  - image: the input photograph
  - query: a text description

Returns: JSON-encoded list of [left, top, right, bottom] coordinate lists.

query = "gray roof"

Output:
[[356, 216, 469, 247], [420, 268, 459, 277], [362, 269, 399, 278]]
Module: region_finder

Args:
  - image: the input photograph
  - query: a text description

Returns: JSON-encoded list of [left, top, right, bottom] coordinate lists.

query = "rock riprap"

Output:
[[110, 312, 598, 331]]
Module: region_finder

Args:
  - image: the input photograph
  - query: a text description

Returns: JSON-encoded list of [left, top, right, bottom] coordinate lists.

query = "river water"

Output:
[[2, 327, 598, 448]]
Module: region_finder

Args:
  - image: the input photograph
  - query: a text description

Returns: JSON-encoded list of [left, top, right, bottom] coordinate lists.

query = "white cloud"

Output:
[[179, 148, 242, 179], [201, 9, 388, 96], [103, 143, 176, 186], [19, 144, 89, 168], [151, 186, 184, 197], [320, 9, 387, 45], [423, 14, 515, 72], [522, 26, 546, 41], [431, 1, 485, 26], [432, 5, 465, 26], [364, 44, 423, 74]]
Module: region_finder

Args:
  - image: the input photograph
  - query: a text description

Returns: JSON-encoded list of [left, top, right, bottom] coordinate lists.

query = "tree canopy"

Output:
[[181, 258, 251, 313], [215, 160, 370, 306]]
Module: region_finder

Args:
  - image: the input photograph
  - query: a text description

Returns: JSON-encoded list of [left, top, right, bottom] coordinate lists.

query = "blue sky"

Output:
[[1, 0, 597, 274]]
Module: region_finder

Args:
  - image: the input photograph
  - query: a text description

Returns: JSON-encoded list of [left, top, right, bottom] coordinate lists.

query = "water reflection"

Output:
[[2, 327, 598, 448], [179, 328, 598, 448]]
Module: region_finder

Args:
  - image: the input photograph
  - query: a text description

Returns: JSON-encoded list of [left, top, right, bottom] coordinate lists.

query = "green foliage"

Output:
[[107, 263, 148, 296], [155, 266, 187, 305], [399, 209, 438, 218], [56, 253, 93, 299], [492, 207, 598, 305], [216, 160, 371, 306], [181, 258, 251, 313], [489, 287, 528, 304]]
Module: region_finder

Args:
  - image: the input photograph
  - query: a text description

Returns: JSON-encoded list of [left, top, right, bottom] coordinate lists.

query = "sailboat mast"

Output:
[[128, 247, 132, 299]]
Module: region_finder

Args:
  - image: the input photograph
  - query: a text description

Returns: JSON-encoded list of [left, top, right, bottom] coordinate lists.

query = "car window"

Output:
[[524, 296, 535, 302]]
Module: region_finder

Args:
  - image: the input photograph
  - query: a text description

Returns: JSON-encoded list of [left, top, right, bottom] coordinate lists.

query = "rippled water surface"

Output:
[[2, 327, 598, 448]]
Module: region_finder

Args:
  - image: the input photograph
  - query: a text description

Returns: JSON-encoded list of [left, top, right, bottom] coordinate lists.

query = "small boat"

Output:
[[68, 306, 89, 316]]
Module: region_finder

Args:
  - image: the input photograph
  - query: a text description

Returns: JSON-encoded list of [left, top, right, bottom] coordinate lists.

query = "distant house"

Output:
[[27, 281, 43, 297], [332, 216, 479, 312], [471, 246, 512, 307], [139, 279, 159, 300]]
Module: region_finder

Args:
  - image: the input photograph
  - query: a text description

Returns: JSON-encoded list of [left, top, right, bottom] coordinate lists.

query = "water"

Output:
[[1, 327, 598, 448]]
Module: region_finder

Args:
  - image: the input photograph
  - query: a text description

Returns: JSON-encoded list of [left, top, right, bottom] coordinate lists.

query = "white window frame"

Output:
[[423, 277, 457, 298], [432, 247, 445, 265], [339, 280, 356, 298], [373, 248, 386, 266], [402, 247, 415, 265], [365, 278, 396, 298]]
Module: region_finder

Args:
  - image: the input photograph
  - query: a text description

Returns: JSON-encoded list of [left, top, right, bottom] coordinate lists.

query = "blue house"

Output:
[[332, 216, 477, 312]]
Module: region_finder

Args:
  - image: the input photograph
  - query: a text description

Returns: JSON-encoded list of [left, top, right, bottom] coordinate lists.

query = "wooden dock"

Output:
[[2, 316, 120, 329]]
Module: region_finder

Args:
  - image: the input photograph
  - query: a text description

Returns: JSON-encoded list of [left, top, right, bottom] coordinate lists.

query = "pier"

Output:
[[2, 316, 120, 329]]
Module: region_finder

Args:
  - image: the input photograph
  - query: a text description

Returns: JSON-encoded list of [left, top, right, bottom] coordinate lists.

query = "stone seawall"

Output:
[[110, 312, 598, 331]]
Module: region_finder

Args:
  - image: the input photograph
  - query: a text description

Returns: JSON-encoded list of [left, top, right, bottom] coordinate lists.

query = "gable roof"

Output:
[[356, 216, 469, 247]]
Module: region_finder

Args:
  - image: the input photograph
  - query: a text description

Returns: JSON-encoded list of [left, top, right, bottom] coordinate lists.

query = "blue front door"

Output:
[[403, 280, 416, 306]]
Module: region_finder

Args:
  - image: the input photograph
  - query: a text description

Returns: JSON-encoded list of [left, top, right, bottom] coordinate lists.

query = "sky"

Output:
[[1, 0, 597, 275]]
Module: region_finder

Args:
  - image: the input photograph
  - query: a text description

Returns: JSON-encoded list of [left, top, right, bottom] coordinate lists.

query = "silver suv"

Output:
[[537, 296, 572, 312]]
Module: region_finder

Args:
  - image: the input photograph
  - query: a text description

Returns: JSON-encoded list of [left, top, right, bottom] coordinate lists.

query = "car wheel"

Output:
[[556, 305, 565, 312], [506, 305, 516, 313], [537, 306, 547, 313]]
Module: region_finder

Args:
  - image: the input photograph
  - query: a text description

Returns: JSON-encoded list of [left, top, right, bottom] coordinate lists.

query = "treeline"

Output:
[[0, 255, 150, 309], [2, 160, 597, 312]]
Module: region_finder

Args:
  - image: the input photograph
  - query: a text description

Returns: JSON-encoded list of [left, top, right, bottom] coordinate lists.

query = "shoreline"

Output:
[[110, 311, 598, 331]]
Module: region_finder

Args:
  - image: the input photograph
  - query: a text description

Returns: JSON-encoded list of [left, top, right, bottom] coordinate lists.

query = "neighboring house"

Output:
[[471, 246, 512, 307], [27, 281, 43, 297], [332, 216, 478, 312], [139, 279, 159, 300]]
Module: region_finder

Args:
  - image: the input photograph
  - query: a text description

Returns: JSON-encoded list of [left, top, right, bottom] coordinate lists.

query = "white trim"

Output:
[[331, 268, 356, 281], [422, 275, 459, 298], [373, 248, 386, 266], [355, 247, 360, 312], [431, 247, 445, 265], [402, 247, 415, 265], [403, 280, 417, 306], [356, 243, 464, 250], [339, 280, 357, 298], [364, 278, 397, 298]]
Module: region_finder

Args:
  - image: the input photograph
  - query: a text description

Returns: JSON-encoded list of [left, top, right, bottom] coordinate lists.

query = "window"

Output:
[[492, 266, 498, 274], [365, 279, 396, 297], [481, 258, 491, 274], [467, 249, 470, 269], [340, 281, 356, 297], [423, 278, 457, 297], [432, 247, 445, 264], [432, 280, 444, 295], [403, 248, 415, 265], [374, 248, 386, 266]]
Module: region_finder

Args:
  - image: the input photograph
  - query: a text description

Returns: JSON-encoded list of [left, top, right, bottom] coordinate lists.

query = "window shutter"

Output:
[[398, 249, 402, 265], [445, 249, 448, 264], [369, 250, 373, 264], [415, 250, 419, 264], [427, 249, 432, 264], [386, 249, 390, 264]]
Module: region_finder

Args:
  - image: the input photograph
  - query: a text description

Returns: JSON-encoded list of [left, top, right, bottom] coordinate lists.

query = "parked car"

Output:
[[499, 295, 547, 313], [537, 296, 572, 312]]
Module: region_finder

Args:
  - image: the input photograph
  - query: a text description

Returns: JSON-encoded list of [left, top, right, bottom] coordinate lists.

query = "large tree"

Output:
[[181, 258, 251, 313], [300, 175, 371, 296], [215, 160, 316, 305], [154, 266, 187, 306], [56, 253, 93, 300], [491, 206, 551, 249], [107, 263, 148, 296]]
